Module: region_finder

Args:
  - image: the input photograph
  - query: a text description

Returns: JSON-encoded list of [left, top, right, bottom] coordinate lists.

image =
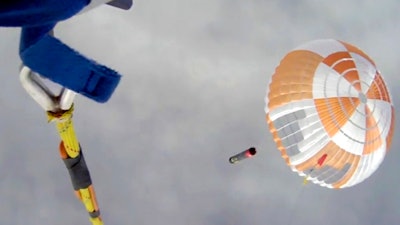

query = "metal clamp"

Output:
[[19, 66, 76, 112]]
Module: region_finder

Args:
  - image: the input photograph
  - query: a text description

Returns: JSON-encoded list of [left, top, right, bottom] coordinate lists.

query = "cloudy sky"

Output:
[[0, 1, 400, 225]]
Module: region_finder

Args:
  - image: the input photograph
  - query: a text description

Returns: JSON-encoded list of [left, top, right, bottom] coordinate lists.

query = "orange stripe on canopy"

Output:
[[294, 141, 356, 173], [314, 97, 360, 137], [268, 50, 322, 111], [363, 106, 383, 154], [340, 40, 376, 67], [366, 72, 391, 102], [323, 52, 361, 91], [332, 154, 361, 188]]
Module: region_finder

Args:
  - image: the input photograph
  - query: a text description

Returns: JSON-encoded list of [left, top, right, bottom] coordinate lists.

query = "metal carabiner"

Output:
[[19, 65, 76, 112]]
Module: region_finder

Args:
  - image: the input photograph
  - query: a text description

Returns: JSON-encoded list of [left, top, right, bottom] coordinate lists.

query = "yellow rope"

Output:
[[77, 187, 97, 213], [89, 217, 104, 225], [47, 104, 80, 158], [303, 176, 309, 185], [89, 217, 103, 225], [50, 105, 103, 225], [76, 186, 103, 225]]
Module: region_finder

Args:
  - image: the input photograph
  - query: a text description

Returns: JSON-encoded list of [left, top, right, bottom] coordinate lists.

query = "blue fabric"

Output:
[[0, 0, 122, 103]]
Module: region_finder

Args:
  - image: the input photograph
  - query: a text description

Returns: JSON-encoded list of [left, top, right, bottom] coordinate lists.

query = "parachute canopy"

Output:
[[265, 39, 395, 188]]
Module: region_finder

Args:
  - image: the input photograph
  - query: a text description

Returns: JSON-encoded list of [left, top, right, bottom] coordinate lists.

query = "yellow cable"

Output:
[[47, 104, 80, 158], [303, 176, 309, 185], [50, 105, 103, 225], [77, 187, 103, 225], [79, 188, 96, 212], [89, 217, 104, 225]]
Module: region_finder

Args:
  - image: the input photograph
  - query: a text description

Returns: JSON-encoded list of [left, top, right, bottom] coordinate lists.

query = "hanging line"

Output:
[[20, 66, 104, 225]]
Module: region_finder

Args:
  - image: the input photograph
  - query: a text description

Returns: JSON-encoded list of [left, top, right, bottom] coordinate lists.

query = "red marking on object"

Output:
[[317, 154, 328, 167], [245, 147, 257, 158]]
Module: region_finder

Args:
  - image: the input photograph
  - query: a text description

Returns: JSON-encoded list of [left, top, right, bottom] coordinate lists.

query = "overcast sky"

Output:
[[0, 1, 399, 225]]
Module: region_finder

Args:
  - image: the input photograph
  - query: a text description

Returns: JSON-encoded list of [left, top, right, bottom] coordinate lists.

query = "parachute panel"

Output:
[[265, 39, 395, 188]]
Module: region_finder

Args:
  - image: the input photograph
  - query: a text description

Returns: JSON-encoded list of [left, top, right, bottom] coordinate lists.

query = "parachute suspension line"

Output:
[[47, 105, 80, 158], [303, 174, 311, 185], [52, 107, 104, 225], [20, 43, 106, 225]]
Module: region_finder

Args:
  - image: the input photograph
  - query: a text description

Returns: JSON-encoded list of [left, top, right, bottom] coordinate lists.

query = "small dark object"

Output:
[[229, 147, 257, 164]]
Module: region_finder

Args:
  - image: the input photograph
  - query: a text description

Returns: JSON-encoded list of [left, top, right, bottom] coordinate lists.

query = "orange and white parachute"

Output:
[[265, 39, 395, 188]]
